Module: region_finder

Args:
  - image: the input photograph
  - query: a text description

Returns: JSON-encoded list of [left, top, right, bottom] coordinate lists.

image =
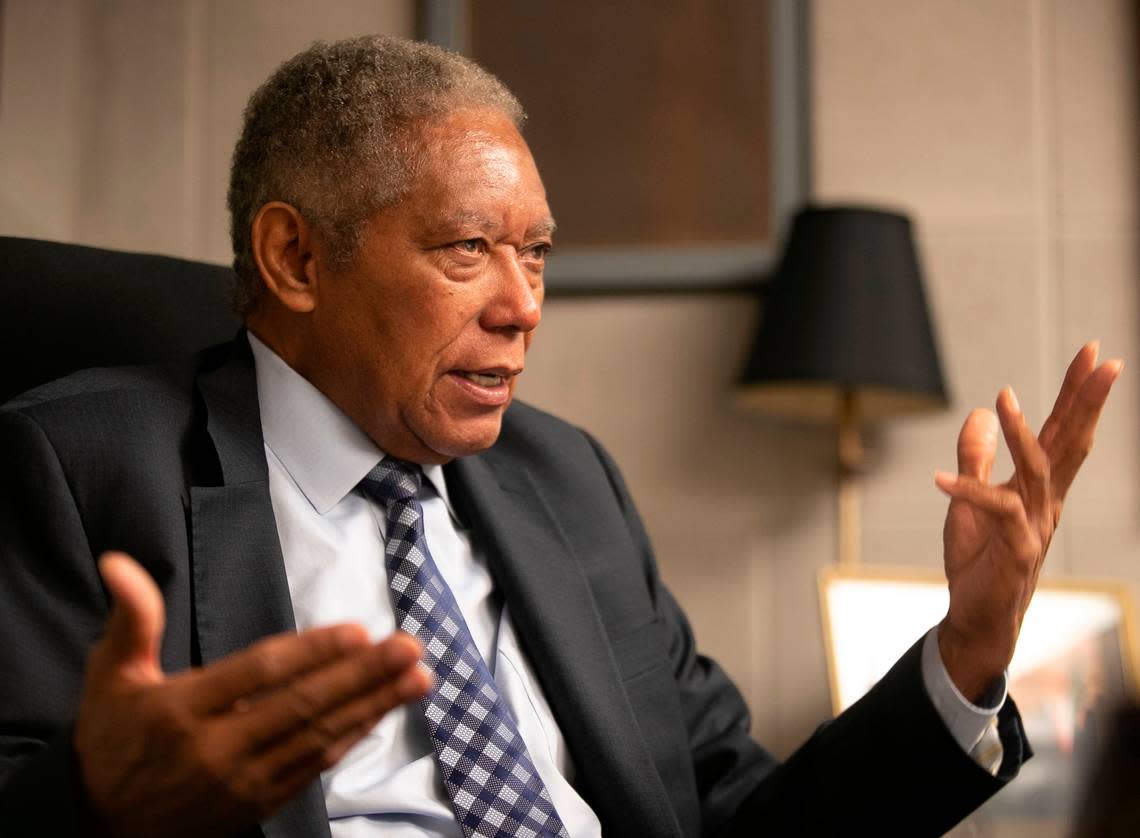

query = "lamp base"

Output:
[[837, 390, 862, 566]]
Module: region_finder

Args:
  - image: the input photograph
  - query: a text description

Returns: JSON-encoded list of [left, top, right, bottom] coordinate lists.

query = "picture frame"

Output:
[[418, 0, 810, 295], [819, 564, 1140, 835]]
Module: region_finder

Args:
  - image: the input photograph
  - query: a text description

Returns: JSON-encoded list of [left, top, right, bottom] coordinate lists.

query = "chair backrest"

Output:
[[1, 236, 240, 404]]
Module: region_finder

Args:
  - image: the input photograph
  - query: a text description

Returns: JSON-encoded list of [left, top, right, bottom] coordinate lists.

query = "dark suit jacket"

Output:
[[0, 335, 1029, 836]]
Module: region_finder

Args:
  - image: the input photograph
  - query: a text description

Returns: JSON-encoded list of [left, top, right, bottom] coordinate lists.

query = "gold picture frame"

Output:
[[819, 564, 1140, 834]]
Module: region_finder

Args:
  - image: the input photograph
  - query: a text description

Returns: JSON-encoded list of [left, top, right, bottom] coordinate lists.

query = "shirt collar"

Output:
[[247, 332, 455, 516]]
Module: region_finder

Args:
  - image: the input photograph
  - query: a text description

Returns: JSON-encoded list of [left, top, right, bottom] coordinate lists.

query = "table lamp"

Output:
[[736, 205, 949, 565]]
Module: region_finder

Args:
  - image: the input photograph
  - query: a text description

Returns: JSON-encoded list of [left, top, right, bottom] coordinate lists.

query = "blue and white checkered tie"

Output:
[[361, 457, 569, 838]]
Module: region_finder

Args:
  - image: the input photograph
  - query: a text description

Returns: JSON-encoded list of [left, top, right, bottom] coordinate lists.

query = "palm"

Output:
[[934, 343, 1118, 699], [943, 486, 1039, 663], [944, 497, 990, 590]]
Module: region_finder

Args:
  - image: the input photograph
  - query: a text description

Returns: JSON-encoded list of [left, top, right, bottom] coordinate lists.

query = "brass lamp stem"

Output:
[[837, 390, 863, 566]]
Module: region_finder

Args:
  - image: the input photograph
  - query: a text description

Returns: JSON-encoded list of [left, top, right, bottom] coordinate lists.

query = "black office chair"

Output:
[[1, 236, 240, 404]]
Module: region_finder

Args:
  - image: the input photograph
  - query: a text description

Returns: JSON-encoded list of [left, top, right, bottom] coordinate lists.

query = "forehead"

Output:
[[414, 108, 530, 171], [400, 109, 553, 233]]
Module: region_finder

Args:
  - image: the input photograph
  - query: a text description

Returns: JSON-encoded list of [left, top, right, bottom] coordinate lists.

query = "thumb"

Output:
[[956, 407, 1000, 483], [92, 551, 166, 685]]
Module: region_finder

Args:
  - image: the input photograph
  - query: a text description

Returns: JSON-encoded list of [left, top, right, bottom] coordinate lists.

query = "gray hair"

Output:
[[226, 35, 524, 317]]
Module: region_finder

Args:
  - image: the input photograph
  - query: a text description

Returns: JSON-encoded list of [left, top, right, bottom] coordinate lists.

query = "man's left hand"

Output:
[[934, 342, 1122, 702]]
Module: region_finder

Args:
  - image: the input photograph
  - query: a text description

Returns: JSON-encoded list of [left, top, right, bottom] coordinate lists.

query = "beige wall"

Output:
[[812, 0, 1139, 594], [1, 0, 1137, 771], [522, 0, 1140, 762], [0, 0, 414, 260]]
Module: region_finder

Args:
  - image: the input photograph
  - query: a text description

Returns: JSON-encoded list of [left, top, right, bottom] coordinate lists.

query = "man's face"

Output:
[[301, 108, 553, 464]]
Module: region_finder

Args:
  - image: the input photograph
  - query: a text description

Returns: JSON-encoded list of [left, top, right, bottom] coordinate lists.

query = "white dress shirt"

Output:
[[249, 334, 601, 838], [247, 333, 1005, 836]]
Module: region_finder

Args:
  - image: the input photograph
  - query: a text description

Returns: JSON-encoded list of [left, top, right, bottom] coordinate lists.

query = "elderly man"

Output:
[[0, 36, 1121, 838]]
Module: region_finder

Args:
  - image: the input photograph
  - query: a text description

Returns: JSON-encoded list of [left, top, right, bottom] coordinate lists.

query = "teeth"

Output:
[[460, 372, 503, 387]]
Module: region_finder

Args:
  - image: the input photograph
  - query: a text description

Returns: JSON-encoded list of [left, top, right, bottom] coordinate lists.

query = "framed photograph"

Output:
[[819, 564, 1140, 836], [418, 0, 810, 294]]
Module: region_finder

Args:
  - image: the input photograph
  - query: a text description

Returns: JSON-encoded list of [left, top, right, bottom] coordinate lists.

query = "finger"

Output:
[[934, 472, 1027, 524], [254, 657, 431, 781], [91, 551, 166, 684], [1049, 358, 1123, 498], [176, 623, 373, 715], [956, 408, 1000, 482], [996, 387, 1050, 524], [1039, 341, 1099, 451], [232, 632, 425, 752], [188, 652, 430, 824], [240, 716, 387, 823], [262, 721, 388, 807], [293, 658, 431, 753]]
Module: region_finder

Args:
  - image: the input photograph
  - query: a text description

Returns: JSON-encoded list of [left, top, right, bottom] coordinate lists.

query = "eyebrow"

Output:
[[425, 211, 557, 240], [529, 217, 558, 238]]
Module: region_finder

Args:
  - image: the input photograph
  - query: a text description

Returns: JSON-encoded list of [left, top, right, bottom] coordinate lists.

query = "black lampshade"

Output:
[[737, 206, 948, 421]]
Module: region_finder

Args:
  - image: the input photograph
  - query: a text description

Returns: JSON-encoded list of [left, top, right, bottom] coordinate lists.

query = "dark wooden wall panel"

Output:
[[471, 0, 771, 247]]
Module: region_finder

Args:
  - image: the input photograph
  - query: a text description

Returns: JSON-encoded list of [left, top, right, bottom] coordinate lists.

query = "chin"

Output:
[[419, 416, 505, 462]]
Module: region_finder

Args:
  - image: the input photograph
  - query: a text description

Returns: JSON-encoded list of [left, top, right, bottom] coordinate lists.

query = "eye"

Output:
[[453, 238, 486, 255], [524, 242, 552, 262]]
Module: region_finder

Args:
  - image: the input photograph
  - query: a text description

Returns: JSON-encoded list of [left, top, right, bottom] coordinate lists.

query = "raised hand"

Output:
[[74, 552, 431, 837], [933, 342, 1121, 702]]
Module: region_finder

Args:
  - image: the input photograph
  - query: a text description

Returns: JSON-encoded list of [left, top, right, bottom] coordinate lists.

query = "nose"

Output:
[[480, 250, 542, 335]]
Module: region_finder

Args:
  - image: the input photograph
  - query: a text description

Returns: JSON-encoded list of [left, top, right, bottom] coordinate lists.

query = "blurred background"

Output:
[[1, 1, 1137, 834]]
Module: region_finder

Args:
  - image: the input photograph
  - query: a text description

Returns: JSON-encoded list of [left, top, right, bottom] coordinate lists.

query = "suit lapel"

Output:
[[448, 454, 681, 838], [191, 335, 331, 838], [189, 337, 678, 835]]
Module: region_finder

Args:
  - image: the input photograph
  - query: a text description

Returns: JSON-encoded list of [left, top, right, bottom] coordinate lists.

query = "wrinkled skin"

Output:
[[935, 343, 1121, 700]]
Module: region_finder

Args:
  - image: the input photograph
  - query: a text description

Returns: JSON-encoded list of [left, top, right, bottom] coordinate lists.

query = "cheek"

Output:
[[430, 298, 489, 350], [407, 314, 483, 397]]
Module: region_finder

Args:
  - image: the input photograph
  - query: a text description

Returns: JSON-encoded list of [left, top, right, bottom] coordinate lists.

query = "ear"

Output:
[[250, 202, 321, 313]]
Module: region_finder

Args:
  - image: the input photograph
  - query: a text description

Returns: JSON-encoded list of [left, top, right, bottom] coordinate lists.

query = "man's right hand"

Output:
[[74, 552, 431, 837]]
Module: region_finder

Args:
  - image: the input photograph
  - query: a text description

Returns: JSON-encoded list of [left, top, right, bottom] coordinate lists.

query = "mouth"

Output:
[[445, 366, 521, 407], [457, 371, 508, 387]]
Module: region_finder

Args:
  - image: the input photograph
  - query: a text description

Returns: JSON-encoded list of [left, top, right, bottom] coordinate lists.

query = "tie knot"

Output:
[[361, 457, 423, 505]]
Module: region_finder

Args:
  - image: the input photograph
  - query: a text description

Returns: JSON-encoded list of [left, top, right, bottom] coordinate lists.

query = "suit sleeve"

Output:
[[582, 431, 1031, 837], [0, 406, 110, 833]]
